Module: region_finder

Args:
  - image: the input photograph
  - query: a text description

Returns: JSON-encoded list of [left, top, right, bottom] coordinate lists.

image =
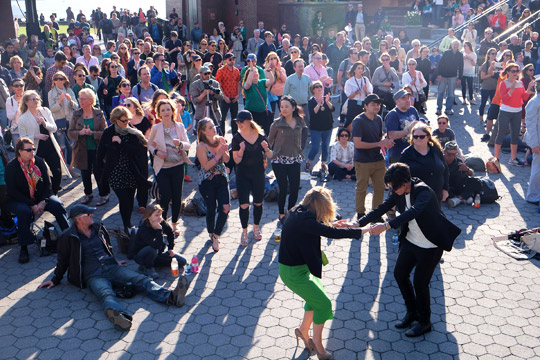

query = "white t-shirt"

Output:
[[404, 193, 437, 248]]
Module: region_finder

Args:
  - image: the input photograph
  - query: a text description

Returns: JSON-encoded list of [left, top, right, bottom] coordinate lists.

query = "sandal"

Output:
[[253, 227, 262, 240], [212, 234, 220, 252], [241, 232, 248, 246], [80, 194, 93, 204], [172, 222, 181, 236]]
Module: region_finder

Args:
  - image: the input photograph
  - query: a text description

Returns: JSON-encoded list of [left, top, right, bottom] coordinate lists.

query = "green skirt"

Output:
[[279, 263, 333, 324]]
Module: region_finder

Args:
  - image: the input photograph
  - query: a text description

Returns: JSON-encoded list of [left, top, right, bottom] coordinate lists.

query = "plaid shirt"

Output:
[[45, 65, 75, 94]]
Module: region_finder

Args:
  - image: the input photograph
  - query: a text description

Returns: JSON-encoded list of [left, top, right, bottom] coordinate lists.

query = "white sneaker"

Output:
[[448, 198, 462, 208]]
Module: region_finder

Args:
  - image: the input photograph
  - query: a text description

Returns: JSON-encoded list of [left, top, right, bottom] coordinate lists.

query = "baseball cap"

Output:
[[199, 66, 211, 74], [235, 110, 253, 122], [444, 141, 458, 151], [192, 54, 201, 61], [203, 62, 214, 68], [363, 94, 383, 106], [246, 53, 257, 62], [224, 52, 235, 60], [69, 204, 96, 219], [393, 89, 410, 101]]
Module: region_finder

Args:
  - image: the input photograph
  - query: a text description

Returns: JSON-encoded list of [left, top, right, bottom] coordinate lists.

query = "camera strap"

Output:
[[254, 83, 270, 114]]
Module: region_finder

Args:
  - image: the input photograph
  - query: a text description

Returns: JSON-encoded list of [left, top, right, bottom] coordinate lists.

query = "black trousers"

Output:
[[156, 164, 184, 223], [328, 162, 355, 180], [81, 150, 109, 197], [272, 162, 301, 215], [112, 187, 136, 231], [394, 239, 443, 324], [37, 149, 62, 194], [220, 100, 239, 136]]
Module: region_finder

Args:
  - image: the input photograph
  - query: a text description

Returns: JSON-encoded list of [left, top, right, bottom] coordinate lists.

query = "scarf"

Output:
[[114, 123, 148, 146], [18, 157, 42, 200]]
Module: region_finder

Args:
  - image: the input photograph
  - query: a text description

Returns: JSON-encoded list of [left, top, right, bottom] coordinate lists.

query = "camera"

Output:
[[203, 81, 220, 94]]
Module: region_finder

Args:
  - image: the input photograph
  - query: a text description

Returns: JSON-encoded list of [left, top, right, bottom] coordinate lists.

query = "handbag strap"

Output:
[[254, 83, 270, 113]]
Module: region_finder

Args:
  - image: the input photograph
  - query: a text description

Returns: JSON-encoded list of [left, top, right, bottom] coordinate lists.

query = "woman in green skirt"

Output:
[[278, 187, 368, 359]]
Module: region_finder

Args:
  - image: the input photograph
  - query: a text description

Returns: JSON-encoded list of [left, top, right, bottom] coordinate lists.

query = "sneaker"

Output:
[[445, 110, 454, 115], [96, 195, 109, 206], [447, 197, 462, 208], [508, 158, 524, 167], [480, 134, 490, 142], [171, 275, 190, 307], [435, 110, 442, 116], [184, 175, 192, 182], [80, 195, 93, 205], [18, 246, 29, 264], [105, 308, 132, 331]]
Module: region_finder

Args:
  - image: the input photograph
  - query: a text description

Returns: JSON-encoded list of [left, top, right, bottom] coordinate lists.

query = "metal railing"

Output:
[[426, 0, 510, 48], [495, 9, 540, 43]]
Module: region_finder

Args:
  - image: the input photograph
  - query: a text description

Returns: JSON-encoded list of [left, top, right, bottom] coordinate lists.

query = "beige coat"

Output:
[[147, 121, 191, 175]]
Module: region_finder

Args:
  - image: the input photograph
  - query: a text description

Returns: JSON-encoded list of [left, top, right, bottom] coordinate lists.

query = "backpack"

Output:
[[478, 176, 500, 203], [136, 82, 159, 97], [465, 156, 485, 172], [39, 221, 59, 256]]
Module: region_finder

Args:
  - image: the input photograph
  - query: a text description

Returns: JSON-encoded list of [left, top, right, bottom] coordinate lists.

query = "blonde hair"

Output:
[[125, 97, 144, 116], [300, 186, 337, 225], [9, 55, 23, 68], [78, 88, 96, 106], [110, 106, 132, 124], [19, 90, 40, 114]]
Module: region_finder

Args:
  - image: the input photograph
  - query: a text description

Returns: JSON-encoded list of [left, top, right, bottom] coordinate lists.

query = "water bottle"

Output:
[[171, 258, 179, 277], [49, 227, 57, 241], [392, 234, 399, 246], [474, 194, 481, 208], [191, 256, 199, 273], [185, 265, 192, 275]]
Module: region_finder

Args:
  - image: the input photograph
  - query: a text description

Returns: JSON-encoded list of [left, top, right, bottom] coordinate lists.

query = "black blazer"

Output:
[[5, 156, 51, 206], [358, 178, 461, 251], [95, 125, 149, 189], [278, 206, 364, 278]]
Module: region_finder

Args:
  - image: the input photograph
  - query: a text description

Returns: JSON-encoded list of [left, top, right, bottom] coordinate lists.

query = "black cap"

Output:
[[363, 94, 383, 106], [224, 52, 235, 60], [235, 110, 253, 122], [69, 204, 96, 219]]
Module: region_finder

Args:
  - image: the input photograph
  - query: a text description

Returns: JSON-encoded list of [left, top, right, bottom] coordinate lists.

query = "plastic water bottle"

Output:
[[191, 256, 199, 273], [474, 194, 481, 208], [185, 265, 192, 275], [392, 234, 399, 246], [171, 258, 179, 277]]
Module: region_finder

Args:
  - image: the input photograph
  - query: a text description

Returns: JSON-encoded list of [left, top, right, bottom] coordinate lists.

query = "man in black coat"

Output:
[[359, 163, 460, 338], [436, 39, 463, 116]]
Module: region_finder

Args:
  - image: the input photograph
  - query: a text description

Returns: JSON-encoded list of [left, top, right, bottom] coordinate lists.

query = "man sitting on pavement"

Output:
[[444, 142, 477, 207], [38, 204, 190, 331]]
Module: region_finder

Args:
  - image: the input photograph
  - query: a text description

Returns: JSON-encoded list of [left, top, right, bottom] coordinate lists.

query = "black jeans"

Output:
[[272, 162, 301, 215], [220, 100, 239, 136], [394, 239, 443, 324], [134, 245, 187, 269], [37, 149, 62, 194], [461, 76, 474, 101], [112, 187, 136, 231], [156, 164, 184, 223], [237, 166, 265, 228], [81, 150, 109, 197], [251, 110, 271, 137], [328, 162, 355, 180], [479, 89, 495, 117], [199, 175, 230, 236]]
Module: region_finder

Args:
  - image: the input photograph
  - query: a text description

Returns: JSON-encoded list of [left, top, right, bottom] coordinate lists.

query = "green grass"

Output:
[[18, 24, 72, 36]]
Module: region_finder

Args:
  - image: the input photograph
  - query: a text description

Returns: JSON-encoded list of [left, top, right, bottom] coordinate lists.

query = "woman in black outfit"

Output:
[[358, 163, 460, 337], [399, 123, 449, 202], [99, 61, 123, 119], [231, 110, 273, 246], [96, 106, 149, 233], [132, 204, 187, 280], [306, 80, 334, 173], [415, 45, 432, 107]]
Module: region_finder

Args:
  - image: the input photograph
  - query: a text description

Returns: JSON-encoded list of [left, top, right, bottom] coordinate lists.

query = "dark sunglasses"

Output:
[[118, 118, 129, 123], [76, 74, 85, 77], [508, 69, 519, 73], [21, 148, 36, 152], [124, 103, 132, 107], [121, 83, 131, 87], [412, 134, 427, 140], [110, 65, 119, 68], [313, 85, 323, 89], [339, 133, 349, 137], [53, 77, 64, 81], [203, 72, 211, 75], [12, 84, 23, 87]]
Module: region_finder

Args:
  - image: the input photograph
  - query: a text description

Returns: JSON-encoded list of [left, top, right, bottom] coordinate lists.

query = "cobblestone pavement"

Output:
[[1, 94, 539, 360]]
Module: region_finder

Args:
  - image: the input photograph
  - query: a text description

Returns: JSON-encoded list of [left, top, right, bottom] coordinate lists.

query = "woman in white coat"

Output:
[[402, 58, 428, 113], [18, 90, 70, 194], [147, 99, 191, 235]]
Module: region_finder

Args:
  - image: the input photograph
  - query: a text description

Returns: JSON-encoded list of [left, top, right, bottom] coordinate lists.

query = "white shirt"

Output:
[[344, 76, 373, 101], [76, 55, 100, 69], [404, 193, 437, 248]]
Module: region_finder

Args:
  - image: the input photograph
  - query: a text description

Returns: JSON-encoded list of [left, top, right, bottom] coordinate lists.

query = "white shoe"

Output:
[[448, 198, 462, 208]]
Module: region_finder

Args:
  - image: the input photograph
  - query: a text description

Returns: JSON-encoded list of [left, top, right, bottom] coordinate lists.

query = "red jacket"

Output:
[[489, 13, 507, 30]]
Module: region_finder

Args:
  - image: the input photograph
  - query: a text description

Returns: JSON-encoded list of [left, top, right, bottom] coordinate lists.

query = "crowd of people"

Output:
[[1, 1, 538, 350]]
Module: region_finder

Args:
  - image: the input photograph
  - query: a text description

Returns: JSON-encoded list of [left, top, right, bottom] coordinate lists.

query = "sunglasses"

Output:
[[54, 78, 64, 81], [210, 45, 217, 47], [121, 83, 131, 87], [118, 118, 129, 123], [339, 133, 349, 137], [124, 103, 132, 107], [508, 69, 519, 73], [203, 72, 211, 75], [76, 74, 85, 77], [21, 148, 36, 152], [489, 52, 496, 55], [12, 84, 23, 87], [201, 43, 207, 45], [381, 58, 390, 62], [438, 121, 447, 125], [110, 65, 119, 68], [412, 134, 427, 140], [408, 63, 416, 66], [313, 85, 323, 89]]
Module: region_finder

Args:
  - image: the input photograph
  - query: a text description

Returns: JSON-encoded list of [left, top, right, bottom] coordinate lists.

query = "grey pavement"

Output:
[[1, 93, 540, 360]]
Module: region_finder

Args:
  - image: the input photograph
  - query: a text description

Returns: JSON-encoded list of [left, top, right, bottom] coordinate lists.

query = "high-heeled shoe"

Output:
[[294, 328, 312, 354], [308, 338, 331, 360]]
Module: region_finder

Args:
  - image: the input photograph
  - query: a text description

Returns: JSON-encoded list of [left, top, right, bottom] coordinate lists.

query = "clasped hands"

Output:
[[333, 220, 388, 236]]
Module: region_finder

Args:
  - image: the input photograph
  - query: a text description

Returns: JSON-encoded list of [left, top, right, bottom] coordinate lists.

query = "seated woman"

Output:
[[132, 204, 187, 280], [6, 138, 69, 264], [328, 128, 356, 181]]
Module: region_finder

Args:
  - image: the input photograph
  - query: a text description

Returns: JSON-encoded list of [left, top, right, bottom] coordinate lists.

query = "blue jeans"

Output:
[[134, 245, 187, 269], [54, 118, 72, 165], [479, 89, 496, 117], [436, 76, 457, 112], [308, 129, 333, 163], [0, 108, 7, 131], [86, 264, 171, 316], [8, 196, 69, 246]]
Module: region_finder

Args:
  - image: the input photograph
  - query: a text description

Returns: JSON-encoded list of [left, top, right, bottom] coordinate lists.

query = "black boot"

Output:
[[18, 246, 29, 264], [395, 311, 418, 329], [405, 322, 432, 337]]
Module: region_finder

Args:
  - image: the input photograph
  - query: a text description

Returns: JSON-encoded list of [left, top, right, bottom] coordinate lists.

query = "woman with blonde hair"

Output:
[[279, 186, 367, 359], [231, 110, 273, 245], [400, 123, 449, 202], [18, 90, 70, 194], [96, 106, 148, 232], [148, 99, 191, 235], [264, 51, 287, 113], [9, 55, 27, 80], [69, 88, 108, 204]]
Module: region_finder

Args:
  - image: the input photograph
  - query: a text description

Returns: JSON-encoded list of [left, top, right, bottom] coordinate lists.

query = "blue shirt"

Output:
[[0, 149, 5, 186], [385, 107, 420, 159], [80, 228, 116, 281]]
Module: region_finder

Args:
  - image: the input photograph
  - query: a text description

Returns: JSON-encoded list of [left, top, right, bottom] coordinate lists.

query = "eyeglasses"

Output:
[[21, 147, 36, 152], [200, 43, 207, 46], [438, 121, 447, 125], [508, 69, 519, 73], [291, 51, 299, 54], [132, 52, 140, 55], [352, 52, 359, 55], [489, 52, 496, 55], [382, 58, 390, 62], [12, 84, 23, 87], [177, 103, 185, 107], [412, 134, 427, 139], [110, 65, 119, 68], [339, 133, 349, 137], [210, 45, 216, 47], [54, 77, 64, 81], [203, 72, 211, 75], [527, 68, 535, 71], [121, 83, 131, 87]]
